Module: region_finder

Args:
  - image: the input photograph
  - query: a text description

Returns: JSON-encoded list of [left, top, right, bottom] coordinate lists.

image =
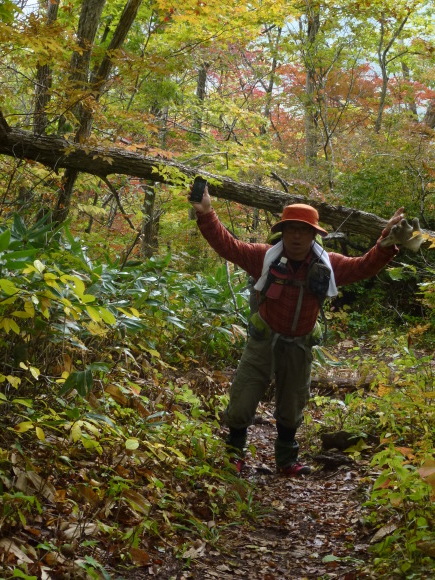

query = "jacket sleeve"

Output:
[[196, 210, 267, 280], [329, 233, 398, 286]]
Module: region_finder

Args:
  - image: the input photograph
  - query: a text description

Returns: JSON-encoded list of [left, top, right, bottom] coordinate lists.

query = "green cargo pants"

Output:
[[224, 317, 313, 467]]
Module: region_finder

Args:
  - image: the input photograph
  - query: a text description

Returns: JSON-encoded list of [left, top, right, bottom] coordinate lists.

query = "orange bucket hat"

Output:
[[271, 203, 328, 237]]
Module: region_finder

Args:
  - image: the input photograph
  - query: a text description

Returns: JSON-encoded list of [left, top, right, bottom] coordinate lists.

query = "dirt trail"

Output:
[[183, 408, 370, 580]]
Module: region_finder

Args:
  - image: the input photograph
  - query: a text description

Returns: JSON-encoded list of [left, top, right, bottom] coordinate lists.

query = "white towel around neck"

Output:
[[253, 240, 338, 297]]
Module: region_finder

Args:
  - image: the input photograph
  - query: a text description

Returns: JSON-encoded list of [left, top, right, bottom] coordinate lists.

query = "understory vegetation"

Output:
[[0, 215, 434, 579]]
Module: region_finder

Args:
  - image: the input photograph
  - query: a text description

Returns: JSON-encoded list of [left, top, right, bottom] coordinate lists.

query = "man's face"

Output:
[[281, 222, 316, 260]]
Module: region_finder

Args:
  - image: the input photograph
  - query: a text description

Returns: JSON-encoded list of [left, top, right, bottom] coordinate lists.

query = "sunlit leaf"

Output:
[[35, 426, 45, 441], [15, 421, 34, 433], [0, 279, 18, 295]]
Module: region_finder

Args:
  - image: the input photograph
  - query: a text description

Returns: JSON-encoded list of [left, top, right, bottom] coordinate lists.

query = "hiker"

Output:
[[189, 186, 405, 476]]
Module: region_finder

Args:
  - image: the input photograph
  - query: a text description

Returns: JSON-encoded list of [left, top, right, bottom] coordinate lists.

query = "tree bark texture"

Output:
[[34, 0, 60, 135], [1, 122, 434, 241]]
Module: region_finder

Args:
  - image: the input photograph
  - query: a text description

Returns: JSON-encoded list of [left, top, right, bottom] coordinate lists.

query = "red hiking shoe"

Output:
[[230, 458, 245, 473], [277, 462, 311, 477]]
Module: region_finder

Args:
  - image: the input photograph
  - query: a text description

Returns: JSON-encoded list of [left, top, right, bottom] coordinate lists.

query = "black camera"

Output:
[[189, 176, 207, 202]]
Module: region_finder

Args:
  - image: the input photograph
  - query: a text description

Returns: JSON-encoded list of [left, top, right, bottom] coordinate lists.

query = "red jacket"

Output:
[[197, 210, 398, 336]]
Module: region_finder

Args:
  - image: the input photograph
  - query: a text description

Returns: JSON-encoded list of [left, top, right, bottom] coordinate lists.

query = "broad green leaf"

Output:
[[387, 267, 405, 281], [12, 567, 37, 579], [0, 229, 10, 251], [81, 438, 102, 453], [11, 398, 33, 407], [60, 369, 93, 397]]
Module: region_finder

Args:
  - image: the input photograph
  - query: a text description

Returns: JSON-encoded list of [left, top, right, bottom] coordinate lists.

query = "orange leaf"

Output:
[[130, 547, 151, 566], [394, 446, 414, 458]]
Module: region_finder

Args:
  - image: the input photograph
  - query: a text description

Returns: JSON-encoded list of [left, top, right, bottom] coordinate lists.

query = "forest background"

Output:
[[0, 0, 435, 578]]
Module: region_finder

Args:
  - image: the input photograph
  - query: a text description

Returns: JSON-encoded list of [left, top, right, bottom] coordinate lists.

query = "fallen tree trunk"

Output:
[[1, 117, 434, 240]]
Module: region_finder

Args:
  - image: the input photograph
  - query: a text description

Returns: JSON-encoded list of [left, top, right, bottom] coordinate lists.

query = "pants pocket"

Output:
[[248, 311, 271, 340]]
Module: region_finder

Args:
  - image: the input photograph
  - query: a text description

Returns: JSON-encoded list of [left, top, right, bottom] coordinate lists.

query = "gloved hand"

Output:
[[380, 217, 424, 252]]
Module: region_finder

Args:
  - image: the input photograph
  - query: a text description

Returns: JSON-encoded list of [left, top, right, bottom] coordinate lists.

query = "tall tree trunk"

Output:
[[193, 62, 209, 141], [54, 0, 106, 223], [260, 27, 281, 137], [303, 5, 320, 166], [141, 184, 160, 258], [34, 0, 59, 135], [374, 14, 409, 133], [54, 0, 142, 223], [401, 61, 418, 117]]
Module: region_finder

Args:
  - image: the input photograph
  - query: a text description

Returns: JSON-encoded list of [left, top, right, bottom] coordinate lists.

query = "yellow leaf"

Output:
[[0, 279, 19, 295], [35, 426, 45, 441], [117, 306, 140, 318], [33, 260, 45, 273], [40, 297, 51, 318], [70, 422, 82, 442], [377, 384, 393, 396], [82, 421, 99, 436], [30, 366, 40, 379], [7, 375, 21, 388], [61, 275, 86, 297], [44, 279, 61, 290], [11, 310, 33, 318], [86, 305, 101, 322], [15, 421, 34, 432], [143, 347, 161, 358], [1, 317, 20, 334], [85, 321, 108, 336], [24, 301, 35, 316], [82, 294, 96, 304], [11, 398, 32, 407], [99, 307, 116, 325]]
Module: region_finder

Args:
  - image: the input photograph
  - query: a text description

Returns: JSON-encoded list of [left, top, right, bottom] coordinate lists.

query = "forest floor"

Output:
[[185, 415, 371, 580]]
